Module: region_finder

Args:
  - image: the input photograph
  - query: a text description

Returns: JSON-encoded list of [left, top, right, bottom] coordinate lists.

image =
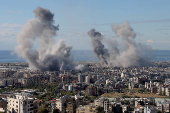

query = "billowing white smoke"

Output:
[[88, 22, 152, 67], [16, 6, 84, 71]]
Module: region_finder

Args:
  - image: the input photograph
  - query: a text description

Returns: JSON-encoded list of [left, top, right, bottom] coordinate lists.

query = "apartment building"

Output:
[[7, 94, 34, 113], [86, 86, 97, 96], [56, 98, 66, 112], [94, 97, 110, 113], [157, 100, 170, 113], [76, 105, 96, 113]]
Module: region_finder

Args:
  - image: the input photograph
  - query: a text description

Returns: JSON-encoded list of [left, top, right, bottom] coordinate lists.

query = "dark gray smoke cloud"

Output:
[[88, 29, 110, 66], [88, 22, 152, 67], [16, 6, 83, 71]]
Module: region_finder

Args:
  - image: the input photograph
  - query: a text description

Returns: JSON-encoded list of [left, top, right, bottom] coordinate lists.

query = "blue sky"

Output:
[[0, 0, 170, 50]]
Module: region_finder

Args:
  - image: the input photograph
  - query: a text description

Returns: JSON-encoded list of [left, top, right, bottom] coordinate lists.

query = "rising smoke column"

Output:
[[88, 22, 151, 67], [112, 22, 151, 67], [16, 6, 80, 71], [104, 38, 119, 65], [88, 29, 110, 66]]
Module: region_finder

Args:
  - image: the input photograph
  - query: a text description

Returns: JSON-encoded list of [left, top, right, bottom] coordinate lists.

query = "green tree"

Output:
[[39, 103, 48, 112], [97, 88, 103, 95], [96, 106, 105, 113], [53, 108, 60, 113], [39, 107, 49, 113], [44, 109, 49, 113]]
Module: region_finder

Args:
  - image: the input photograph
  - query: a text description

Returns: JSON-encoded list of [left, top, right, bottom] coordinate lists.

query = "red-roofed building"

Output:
[[136, 105, 144, 109], [134, 105, 144, 113], [51, 100, 56, 102]]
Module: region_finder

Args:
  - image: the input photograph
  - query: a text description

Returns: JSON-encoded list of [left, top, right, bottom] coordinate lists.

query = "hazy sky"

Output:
[[1, 0, 170, 50]]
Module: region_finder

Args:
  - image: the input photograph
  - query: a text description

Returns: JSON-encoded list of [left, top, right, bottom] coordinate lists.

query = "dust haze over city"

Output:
[[1, 1, 170, 113]]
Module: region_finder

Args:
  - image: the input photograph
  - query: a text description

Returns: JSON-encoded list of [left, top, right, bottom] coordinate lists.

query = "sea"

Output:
[[0, 50, 170, 62]]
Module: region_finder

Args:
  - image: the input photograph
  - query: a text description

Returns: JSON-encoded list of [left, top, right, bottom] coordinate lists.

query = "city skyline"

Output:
[[1, 0, 170, 50], [0, 1, 170, 113]]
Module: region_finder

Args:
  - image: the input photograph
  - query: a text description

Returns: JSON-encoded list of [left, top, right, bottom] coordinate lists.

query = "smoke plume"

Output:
[[88, 22, 152, 67], [88, 29, 110, 66], [16, 6, 83, 71]]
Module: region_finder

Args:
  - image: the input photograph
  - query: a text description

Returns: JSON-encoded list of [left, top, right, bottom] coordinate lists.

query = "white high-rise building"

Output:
[[68, 84, 73, 91], [106, 79, 111, 85], [7, 94, 34, 113], [85, 76, 90, 84], [56, 98, 66, 112]]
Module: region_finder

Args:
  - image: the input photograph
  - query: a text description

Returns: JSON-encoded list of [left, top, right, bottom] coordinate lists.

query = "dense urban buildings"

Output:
[[0, 61, 170, 112]]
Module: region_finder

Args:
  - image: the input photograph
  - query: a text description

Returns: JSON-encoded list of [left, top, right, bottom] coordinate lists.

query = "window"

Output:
[[30, 104, 33, 107], [30, 108, 33, 110]]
